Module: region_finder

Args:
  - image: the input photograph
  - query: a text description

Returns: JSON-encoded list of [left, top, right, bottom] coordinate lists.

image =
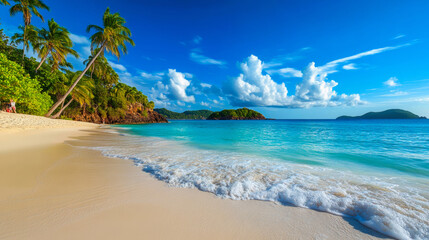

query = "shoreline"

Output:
[[0, 113, 389, 239]]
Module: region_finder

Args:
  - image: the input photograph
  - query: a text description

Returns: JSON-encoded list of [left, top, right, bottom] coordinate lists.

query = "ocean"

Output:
[[94, 120, 428, 239]]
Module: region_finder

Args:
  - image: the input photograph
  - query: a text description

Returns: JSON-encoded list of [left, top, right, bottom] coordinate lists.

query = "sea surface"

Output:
[[95, 120, 428, 239]]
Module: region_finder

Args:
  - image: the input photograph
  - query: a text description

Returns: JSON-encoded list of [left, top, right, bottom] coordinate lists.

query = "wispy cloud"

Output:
[[69, 33, 90, 45], [381, 90, 408, 97], [266, 67, 303, 78], [108, 61, 127, 72], [190, 51, 226, 66], [393, 34, 405, 40], [384, 77, 400, 87], [193, 35, 202, 44], [140, 71, 164, 80], [342, 63, 358, 70]]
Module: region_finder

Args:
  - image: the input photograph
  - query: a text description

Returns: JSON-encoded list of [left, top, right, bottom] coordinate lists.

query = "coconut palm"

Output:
[[84, 51, 119, 86], [9, 0, 49, 63], [51, 71, 94, 119], [1, 0, 10, 6], [11, 24, 39, 59], [46, 7, 134, 117], [34, 19, 79, 72]]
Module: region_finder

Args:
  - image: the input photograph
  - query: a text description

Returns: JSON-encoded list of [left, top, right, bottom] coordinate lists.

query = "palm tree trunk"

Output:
[[35, 53, 49, 72], [45, 43, 106, 117], [51, 98, 73, 119], [21, 25, 27, 67]]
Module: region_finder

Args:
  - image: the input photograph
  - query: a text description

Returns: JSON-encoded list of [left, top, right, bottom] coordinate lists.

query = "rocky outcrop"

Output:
[[70, 103, 168, 124]]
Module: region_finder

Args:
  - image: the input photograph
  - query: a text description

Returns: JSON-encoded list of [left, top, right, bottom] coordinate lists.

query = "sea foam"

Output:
[[89, 133, 429, 240]]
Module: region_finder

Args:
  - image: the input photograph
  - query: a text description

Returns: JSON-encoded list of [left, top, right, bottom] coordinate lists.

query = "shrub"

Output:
[[0, 53, 52, 115]]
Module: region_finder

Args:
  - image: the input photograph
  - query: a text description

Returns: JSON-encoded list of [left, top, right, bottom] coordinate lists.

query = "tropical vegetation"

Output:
[[0, 3, 163, 123], [207, 108, 266, 120], [154, 108, 213, 120]]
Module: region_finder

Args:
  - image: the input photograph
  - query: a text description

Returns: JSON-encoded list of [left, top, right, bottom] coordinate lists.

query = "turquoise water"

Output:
[[98, 120, 429, 239]]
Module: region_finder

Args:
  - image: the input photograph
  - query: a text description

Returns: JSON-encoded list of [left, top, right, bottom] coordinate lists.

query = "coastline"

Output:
[[0, 113, 389, 239]]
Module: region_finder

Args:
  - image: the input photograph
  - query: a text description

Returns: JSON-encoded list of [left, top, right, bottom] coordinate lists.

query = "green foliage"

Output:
[[0, 53, 52, 115], [0, 5, 155, 122], [207, 108, 265, 120], [154, 108, 213, 120]]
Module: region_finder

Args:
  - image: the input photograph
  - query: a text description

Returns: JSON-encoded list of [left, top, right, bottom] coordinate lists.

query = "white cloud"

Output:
[[200, 83, 212, 88], [343, 63, 357, 70], [393, 34, 405, 40], [326, 44, 408, 67], [193, 35, 202, 44], [223, 55, 290, 106], [266, 67, 303, 78], [190, 51, 226, 66], [381, 90, 408, 97], [69, 33, 90, 45], [200, 101, 209, 107], [151, 69, 195, 105], [384, 77, 400, 87], [140, 71, 164, 80], [108, 61, 127, 72], [167, 69, 195, 103], [223, 55, 363, 108]]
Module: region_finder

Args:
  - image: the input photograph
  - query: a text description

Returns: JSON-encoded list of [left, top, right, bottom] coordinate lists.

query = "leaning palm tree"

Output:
[[51, 71, 94, 119], [11, 24, 39, 59], [34, 19, 79, 72], [46, 7, 134, 117], [9, 0, 49, 63]]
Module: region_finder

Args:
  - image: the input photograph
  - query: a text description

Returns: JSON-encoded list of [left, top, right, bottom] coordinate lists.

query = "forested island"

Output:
[[337, 109, 427, 120], [154, 108, 213, 120], [207, 108, 266, 120], [0, 7, 166, 124]]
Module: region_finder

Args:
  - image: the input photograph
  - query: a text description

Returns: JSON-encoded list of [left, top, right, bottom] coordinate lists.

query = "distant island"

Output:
[[154, 108, 213, 120], [207, 108, 266, 120], [337, 109, 427, 120]]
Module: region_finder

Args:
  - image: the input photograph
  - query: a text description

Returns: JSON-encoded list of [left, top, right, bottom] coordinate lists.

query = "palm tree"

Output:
[[9, 0, 49, 64], [1, 0, 10, 6], [34, 19, 79, 72], [51, 72, 94, 119], [11, 24, 39, 59], [46, 7, 134, 117]]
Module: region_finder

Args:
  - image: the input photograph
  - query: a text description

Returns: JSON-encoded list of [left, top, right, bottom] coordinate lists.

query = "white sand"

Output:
[[0, 112, 389, 240], [0, 111, 96, 132]]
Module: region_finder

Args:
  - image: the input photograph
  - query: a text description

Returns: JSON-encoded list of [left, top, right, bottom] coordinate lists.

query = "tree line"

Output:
[[0, 0, 155, 122]]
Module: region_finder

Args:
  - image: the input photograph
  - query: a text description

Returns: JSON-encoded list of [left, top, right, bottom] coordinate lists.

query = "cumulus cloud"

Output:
[[343, 63, 357, 70], [223, 55, 290, 106], [166, 69, 195, 103], [150, 69, 195, 105], [223, 55, 363, 108], [384, 77, 400, 87]]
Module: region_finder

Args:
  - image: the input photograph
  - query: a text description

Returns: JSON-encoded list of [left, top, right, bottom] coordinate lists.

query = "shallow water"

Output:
[[96, 119, 429, 239]]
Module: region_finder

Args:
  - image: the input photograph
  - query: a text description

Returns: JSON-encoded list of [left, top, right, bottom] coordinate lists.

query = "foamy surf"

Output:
[[88, 132, 429, 240]]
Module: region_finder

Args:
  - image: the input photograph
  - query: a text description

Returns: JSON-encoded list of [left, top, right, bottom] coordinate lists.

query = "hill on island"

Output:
[[337, 109, 427, 120], [207, 108, 266, 120], [154, 108, 213, 120]]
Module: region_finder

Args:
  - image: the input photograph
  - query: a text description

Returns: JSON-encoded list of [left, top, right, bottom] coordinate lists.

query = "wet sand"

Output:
[[0, 113, 389, 239]]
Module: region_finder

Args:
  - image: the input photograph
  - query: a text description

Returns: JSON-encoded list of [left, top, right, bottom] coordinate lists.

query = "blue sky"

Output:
[[1, 0, 429, 119]]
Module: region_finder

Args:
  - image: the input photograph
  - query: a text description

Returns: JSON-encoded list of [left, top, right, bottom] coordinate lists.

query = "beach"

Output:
[[0, 112, 388, 240]]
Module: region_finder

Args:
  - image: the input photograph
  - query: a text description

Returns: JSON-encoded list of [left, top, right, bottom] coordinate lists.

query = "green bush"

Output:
[[0, 53, 52, 115]]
